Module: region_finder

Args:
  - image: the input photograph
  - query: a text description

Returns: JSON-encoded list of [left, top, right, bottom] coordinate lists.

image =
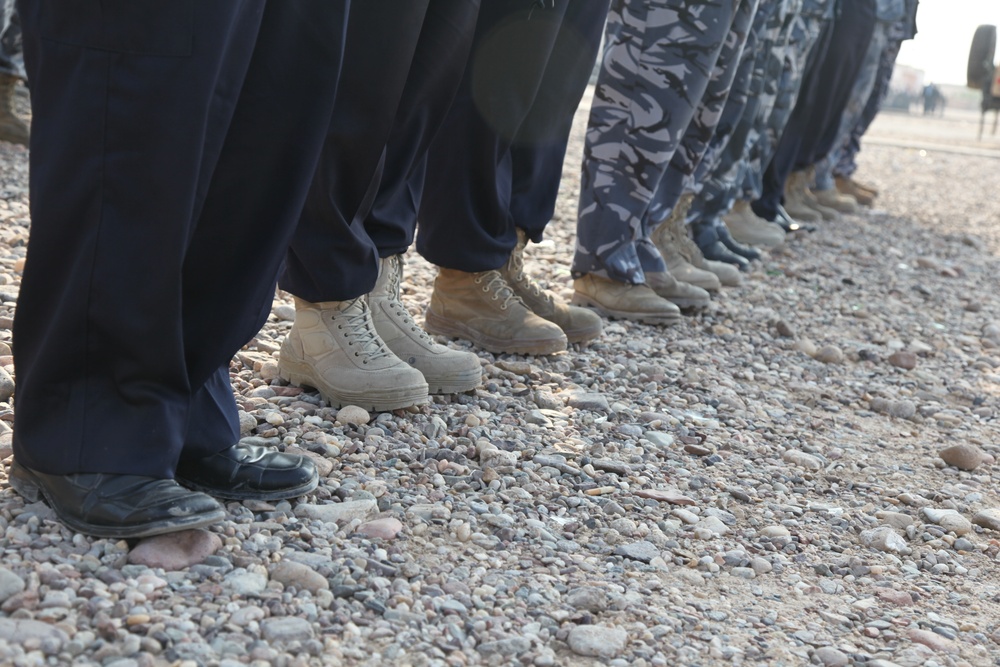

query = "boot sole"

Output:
[[419, 367, 483, 395], [425, 312, 567, 356], [561, 324, 604, 345], [571, 294, 681, 326], [278, 358, 429, 412], [9, 462, 226, 539]]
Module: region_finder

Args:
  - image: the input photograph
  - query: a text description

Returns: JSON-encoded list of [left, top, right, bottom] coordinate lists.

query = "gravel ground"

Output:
[[1, 91, 1000, 667]]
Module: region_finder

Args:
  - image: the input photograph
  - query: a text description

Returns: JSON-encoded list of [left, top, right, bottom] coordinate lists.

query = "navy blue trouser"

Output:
[[281, 0, 481, 302], [13, 1, 349, 478], [753, 0, 876, 221], [417, 0, 611, 272]]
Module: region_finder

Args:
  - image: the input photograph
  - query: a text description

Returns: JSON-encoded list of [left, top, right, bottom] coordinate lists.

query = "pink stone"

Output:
[[355, 518, 404, 540], [887, 351, 917, 370], [285, 446, 333, 477], [270, 386, 304, 397], [128, 530, 222, 570], [875, 588, 912, 606], [635, 489, 696, 506], [908, 628, 957, 654]]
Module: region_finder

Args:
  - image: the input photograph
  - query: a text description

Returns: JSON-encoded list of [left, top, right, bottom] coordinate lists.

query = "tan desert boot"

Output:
[[650, 198, 722, 292], [664, 196, 742, 287], [723, 200, 785, 249], [369, 255, 482, 394], [572, 274, 681, 325], [835, 176, 875, 206], [425, 268, 567, 355], [500, 230, 603, 344], [278, 296, 429, 412], [0, 75, 28, 147], [645, 271, 711, 311], [783, 170, 823, 223], [812, 187, 857, 213]]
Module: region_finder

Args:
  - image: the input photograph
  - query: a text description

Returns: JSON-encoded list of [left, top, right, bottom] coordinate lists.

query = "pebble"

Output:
[[972, 509, 1000, 531], [355, 518, 404, 540], [812, 345, 844, 364], [615, 541, 660, 563], [336, 405, 371, 426], [814, 646, 850, 667], [565, 587, 606, 612], [876, 588, 913, 606], [0, 568, 24, 604], [938, 443, 985, 471], [860, 527, 907, 553], [0, 368, 13, 402], [127, 530, 222, 570], [296, 499, 378, 524], [908, 628, 957, 654], [567, 625, 628, 659], [270, 560, 329, 593], [782, 449, 823, 470], [888, 350, 917, 369], [261, 617, 314, 643]]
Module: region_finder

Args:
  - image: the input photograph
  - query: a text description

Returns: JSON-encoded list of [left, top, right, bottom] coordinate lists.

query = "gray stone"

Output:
[[223, 570, 268, 597], [565, 587, 606, 612], [261, 617, 314, 643], [0, 568, 24, 604], [0, 618, 68, 644], [814, 646, 849, 667], [477, 637, 531, 657], [567, 625, 628, 659], [567, 393, 610, 412], [860, 527, 907, 553], [296, 499, 378, 524], [614, 541, 659, 563], [973, 509, 1000, 531], [0, 368, 13, 402]]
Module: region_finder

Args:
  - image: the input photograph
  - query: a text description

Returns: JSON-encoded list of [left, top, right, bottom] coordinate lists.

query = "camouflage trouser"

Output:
[[573, 0, 740, 284], [684, 0, 787, 224], [638, 0, 760, 240], [738, 0, 833, 201], [833, 37, 903, 178], [0, 0, 21, 80]]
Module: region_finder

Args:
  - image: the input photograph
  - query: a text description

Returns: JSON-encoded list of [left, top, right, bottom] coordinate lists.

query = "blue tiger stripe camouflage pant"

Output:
[[573, 0, 744, 285], [0, 0, 21, 80], [684, 0, 788, 224]]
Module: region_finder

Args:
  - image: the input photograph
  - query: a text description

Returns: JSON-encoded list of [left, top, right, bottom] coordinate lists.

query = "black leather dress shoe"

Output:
[[693, 221, 750, 271], [716, 224, 762, 262], [8, 460, 225, 539], [774, 205, 816, 233], [176, 443, 318, 501]]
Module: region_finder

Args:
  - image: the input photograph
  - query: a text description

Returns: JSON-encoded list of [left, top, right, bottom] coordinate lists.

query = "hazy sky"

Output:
[[896, 0, 998, 85]]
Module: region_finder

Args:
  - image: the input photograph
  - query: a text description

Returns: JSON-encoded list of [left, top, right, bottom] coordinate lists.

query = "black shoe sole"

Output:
[[9, 462, 226, 539]]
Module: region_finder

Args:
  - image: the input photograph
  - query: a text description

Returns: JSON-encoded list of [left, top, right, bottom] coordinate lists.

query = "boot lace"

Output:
[[384, 256, 434, 343], [505, 243, 554, 310], [473, 270, 522, 311], [336, 298, 393, 364]]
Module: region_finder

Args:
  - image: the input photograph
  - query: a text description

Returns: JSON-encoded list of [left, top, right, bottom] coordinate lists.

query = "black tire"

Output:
[[968, 24, 997, 89]]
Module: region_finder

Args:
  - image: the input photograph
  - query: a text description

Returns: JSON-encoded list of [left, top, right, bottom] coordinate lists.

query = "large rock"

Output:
[[128, 530, 222, 570], [938, 444, 985, 471]]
